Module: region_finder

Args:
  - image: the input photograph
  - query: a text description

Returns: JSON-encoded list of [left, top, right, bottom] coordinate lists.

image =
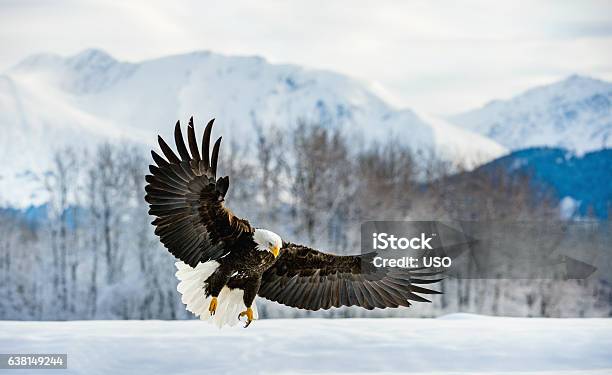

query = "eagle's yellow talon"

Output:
[[208, 297, 218, 315], [238, 307, 254, 328]]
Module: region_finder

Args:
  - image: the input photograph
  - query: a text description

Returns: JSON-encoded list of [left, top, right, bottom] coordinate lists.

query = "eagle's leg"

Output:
[[206, 267, 232, 316], [238, 277, 260, 328], [208, 297, 218, 315], [238, 307, 254, 327]]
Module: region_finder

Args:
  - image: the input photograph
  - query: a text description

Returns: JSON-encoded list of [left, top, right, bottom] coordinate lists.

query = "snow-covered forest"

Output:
[[0, 123, 610, 320]]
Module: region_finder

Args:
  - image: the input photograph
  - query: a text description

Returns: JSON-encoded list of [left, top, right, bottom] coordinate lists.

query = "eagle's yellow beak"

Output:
[[271, 245, 280, 258]]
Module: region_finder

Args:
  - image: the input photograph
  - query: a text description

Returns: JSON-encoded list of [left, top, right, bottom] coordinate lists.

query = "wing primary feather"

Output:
[[406, 293, 431, 303], [410, 278, 445, 284], [145, 184, 186, 196], [151, 151, 169, 167], [278, 275, 300, 302], [262, 277, 284, 301], [202, 118, 214, 167], [328, 274, 340, 308], [210, 136, 222, 177], [300, 273, 318, 310], [351, 279, 366, 307], [149, 168, 188, 190], [168, 164, 192, 183], [362, 281, 386, 308], [409, 285, 442, 295], [379, 279, 411, 300], [339, 278, 352, 306], [187, 117, 201, 161], [174, 121, 191, 161], [310, 273, 325, 310], [344, 278, 358, 306], [321, 278, 334, 309], [287, 278, 310, 308], [377, 281, 408, 307], [146, 173, 187, 192], [158, 136, 181, 164]]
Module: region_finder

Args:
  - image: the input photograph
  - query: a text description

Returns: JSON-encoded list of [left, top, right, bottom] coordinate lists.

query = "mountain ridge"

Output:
[[0, 48, 507, 207], [451, 75, 612, 153]]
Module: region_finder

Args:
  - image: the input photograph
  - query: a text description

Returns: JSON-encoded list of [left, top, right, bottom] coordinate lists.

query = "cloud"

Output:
[[1, 0, 611, 115]]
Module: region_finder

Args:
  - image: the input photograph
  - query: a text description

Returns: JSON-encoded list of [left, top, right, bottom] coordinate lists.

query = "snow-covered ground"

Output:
[[1, 315, 611, 375]]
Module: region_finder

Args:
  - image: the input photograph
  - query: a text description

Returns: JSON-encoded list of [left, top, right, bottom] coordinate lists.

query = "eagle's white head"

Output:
[[253, 229, 282, 258]]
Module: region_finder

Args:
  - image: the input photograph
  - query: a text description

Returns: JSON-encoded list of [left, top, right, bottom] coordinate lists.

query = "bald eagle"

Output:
[[144, 117, 442, 327]]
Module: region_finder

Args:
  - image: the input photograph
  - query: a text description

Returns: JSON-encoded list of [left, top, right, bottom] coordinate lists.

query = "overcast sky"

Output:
[[1, 0, 611, 115]]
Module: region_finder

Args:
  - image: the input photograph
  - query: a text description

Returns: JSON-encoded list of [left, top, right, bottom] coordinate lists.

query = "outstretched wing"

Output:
[[259, 243, 442, 310], [145, 117, 253, 267]]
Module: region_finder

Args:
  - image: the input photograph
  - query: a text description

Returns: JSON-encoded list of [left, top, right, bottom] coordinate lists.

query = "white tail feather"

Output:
[[175, 261, 258, 327]]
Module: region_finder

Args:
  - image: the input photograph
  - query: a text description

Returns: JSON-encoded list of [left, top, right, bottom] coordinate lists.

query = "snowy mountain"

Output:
[[451, 75, 612, 152], [0, 49, 506, 206]]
